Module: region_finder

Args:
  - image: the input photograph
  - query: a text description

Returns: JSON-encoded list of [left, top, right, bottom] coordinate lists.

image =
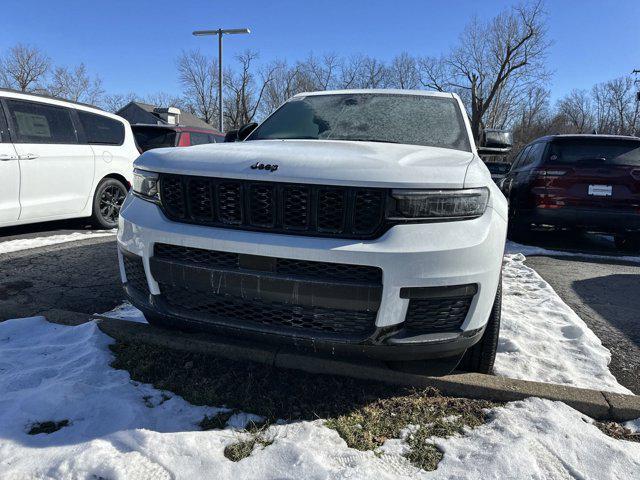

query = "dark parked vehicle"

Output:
[[484, 161, 511, 182], [501, 134, 640, 251], [132, 124, 225, 152]]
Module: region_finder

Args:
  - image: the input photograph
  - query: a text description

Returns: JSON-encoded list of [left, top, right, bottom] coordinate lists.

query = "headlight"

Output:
[[132, 169, 160, 203], [388, 187, 489, 220]]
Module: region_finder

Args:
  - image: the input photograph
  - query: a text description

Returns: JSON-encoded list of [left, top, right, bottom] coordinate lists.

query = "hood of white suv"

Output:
[[134, 139, 476, 188]]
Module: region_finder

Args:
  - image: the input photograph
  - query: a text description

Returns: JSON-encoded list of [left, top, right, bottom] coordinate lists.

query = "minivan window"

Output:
[[248, 94, 472, 152], [78, 111, 124, 145], [132, 126, 177, 152], [547, 138, 640, 166], [6, 99, 78, 144]]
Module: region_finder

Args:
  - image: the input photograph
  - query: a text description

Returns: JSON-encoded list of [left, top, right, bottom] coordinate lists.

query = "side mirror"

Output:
[[237, 122, 258, 141], [224, 129, 239, 142], [477, 129, 513, 155]]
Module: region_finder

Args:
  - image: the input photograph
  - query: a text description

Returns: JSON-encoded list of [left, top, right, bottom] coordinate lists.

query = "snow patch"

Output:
[[101, 301, 147, 323], [506, 240, 640, 264], [0, 230, 116, 254], [496, 253, 630, 394], [0, 317, 638, 479]]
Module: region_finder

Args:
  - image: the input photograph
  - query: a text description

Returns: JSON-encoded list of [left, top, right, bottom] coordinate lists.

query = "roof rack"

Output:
[[0, 87, 104, 111]]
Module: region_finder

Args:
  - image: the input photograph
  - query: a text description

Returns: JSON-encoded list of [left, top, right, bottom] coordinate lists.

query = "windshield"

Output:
[[133, 126, 177, 152], [248, 93, 471, 152], [547, 138, 640, 166]]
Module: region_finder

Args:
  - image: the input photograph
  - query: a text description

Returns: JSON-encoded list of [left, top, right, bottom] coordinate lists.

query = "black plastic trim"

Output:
[[149, 255, 382, 312], [399, 284, 478, 299]]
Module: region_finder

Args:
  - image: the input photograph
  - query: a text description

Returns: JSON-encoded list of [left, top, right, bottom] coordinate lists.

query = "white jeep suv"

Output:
[[117, 90, 508, 374], [0, 89, 139, 229]]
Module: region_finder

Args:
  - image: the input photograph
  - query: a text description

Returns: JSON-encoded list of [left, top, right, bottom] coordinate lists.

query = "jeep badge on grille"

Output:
[[251, 162, 278, 172]]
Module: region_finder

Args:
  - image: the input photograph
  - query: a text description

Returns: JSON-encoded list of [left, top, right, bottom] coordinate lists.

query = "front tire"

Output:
[[91, 178, 127, 229], [458, 278, 502, 374]]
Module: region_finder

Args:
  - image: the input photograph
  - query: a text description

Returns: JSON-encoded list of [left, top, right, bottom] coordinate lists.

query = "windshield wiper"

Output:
[[341, 138, 401, 144]]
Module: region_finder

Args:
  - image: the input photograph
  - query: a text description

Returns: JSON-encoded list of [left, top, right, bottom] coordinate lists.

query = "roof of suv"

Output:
[[535, 134, 640, 143], [294, 89, 456, 99]]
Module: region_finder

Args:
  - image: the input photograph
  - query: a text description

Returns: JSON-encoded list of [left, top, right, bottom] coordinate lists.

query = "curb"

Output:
[[42, 309, 640, 421]]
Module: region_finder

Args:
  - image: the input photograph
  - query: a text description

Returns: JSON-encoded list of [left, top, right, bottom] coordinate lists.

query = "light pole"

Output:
[[192, 28, 250, 133]]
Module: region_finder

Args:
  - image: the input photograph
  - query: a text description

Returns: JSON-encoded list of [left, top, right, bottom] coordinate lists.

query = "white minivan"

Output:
[[0, 89, 139, 229]]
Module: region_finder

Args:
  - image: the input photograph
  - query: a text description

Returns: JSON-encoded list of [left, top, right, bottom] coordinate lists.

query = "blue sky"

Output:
[[1, 0, 638, 103]]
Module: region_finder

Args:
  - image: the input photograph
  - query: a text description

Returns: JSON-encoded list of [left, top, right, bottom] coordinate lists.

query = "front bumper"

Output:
[[117, 195, 506, 360]]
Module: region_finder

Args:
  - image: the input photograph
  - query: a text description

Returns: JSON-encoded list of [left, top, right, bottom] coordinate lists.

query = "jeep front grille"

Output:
[[158, 173, 387, 239]]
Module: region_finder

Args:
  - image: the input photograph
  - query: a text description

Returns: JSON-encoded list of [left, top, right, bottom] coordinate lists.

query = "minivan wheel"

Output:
[[91, 178, 127, 229], [614, 234, 640, 253], [457, 278, 502, 374]]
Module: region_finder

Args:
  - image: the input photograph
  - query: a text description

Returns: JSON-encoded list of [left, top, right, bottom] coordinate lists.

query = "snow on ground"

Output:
[[1, 316, 638, 479], [506, 240, 640, 264], [0, 230, 116, 255], [101, 301, 147, 323], [495, 252, 631, 394]]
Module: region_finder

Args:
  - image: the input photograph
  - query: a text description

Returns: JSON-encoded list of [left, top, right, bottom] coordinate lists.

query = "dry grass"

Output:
[[110, 341, 495, 470]]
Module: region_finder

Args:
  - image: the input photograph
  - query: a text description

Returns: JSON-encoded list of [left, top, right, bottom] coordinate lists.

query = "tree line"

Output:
[[1, 1, 637, 152]]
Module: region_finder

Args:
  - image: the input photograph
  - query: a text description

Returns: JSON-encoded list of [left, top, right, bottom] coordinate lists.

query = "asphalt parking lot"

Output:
[[1, 222, 639, 394]]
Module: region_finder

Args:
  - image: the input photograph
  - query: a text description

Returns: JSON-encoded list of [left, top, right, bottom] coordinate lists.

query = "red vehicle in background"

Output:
[[501, 134, 640, 251], [132, 124, 225, 152]]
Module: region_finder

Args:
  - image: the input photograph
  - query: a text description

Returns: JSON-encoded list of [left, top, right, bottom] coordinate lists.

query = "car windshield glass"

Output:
[[133, 127, 177, 152], [547, 139, 640, 166], [248, 93, 471, 152]]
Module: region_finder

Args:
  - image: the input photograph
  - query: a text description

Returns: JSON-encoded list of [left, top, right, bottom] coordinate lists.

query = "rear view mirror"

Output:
[[478, 129, 513, 155]]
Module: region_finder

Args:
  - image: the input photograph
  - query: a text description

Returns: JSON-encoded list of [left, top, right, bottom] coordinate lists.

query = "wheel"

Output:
[[614, 234, 640, 253], [458, 278, 502, 374], [91, 178, 127, 229]]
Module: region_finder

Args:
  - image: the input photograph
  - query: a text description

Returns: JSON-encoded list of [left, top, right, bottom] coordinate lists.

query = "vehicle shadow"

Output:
[[572, 273, 640, 350], [0, 218, 99, 240], [512, 230, 640, 266]]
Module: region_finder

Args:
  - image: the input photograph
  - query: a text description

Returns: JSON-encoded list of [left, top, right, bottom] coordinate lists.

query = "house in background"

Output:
[[117, 102, 224, 151]]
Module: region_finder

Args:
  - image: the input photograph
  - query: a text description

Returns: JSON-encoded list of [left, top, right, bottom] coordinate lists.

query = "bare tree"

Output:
[[177, 49, 218, 124], [224, 50, 275, 129], [101, 92, 138, 113], [297, 53, 340, 91], [47, 63, 104, 105], [387, 53, 420, 89], [0, 43, 50, 92], [261, 60, 303, 114], [421, 1, 549, 140], [556, 89, 594, 133], [144, 91, 187, 110]]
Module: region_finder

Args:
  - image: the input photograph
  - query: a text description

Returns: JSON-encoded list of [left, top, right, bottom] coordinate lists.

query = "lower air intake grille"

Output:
[[123, 253, 149, 295], [153, 243, 382, 285], [159, 283, 377, 337], [404, 297, 473, 333]]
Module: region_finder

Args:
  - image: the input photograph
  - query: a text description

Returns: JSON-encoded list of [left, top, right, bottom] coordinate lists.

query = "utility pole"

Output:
[[192, 28, 251, 133]]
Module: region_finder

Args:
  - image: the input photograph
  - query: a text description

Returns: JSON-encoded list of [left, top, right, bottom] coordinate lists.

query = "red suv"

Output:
[[501, 134, 640, 251], [132, 125, 225, 152]]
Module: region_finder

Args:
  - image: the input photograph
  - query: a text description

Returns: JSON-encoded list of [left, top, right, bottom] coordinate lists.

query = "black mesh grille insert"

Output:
[[123, 253, 149, 295], [153, 243, 382, 285], [404, 297, 473, 333], [158, 174, 387, 239], [159, 283, 376, 336]]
